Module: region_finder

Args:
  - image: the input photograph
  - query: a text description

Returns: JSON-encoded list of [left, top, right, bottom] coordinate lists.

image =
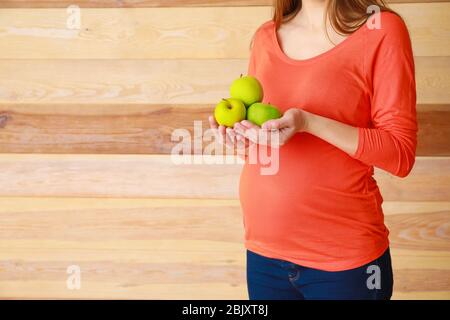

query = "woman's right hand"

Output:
[[208, 116, 250, 158], [208, 116, 236, 149]]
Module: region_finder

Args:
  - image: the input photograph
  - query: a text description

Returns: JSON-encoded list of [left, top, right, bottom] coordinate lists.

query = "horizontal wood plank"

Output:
[[0, 7, 267, 60], [0, 0, 445, 8], [0, 3, 448, 58], [0, 198, 448, 299], [388, 212, 450, 251], [1, 277, 448, 299], [0, 59, 245, 104], [416, 104, 450, 156], [0, 57, 448, 104], [0, 198, 245, 242], [416, 57, 450, 104], [0, 155, 447, 200], [0, 104, 209, 155], [393, 291, 450, 300], [0, 281, 248, 299], [0, 198, 448, 249], [0, 103, 448, 155], [374, 157, 450, 201], [0, 154, 243, 199], [0, 239, 245, 265]]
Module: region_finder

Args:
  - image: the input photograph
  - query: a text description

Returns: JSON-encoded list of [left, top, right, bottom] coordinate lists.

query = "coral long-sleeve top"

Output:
[[240, 12, 418, 271]]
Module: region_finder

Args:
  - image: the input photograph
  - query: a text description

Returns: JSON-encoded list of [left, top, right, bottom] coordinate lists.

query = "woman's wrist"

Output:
[[299, 109, 315, 134], [298, 109, 360, 156]]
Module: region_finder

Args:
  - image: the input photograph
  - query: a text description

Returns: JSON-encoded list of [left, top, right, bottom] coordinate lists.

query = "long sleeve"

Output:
[[352, 14, 418, 178]]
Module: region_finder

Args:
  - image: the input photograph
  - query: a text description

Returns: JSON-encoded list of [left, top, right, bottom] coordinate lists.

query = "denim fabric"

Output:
[[246, 247, 393, 300]]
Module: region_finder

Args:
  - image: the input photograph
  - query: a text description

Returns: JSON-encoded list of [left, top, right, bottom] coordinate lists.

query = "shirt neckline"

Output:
[[271, 20, 367, 65]]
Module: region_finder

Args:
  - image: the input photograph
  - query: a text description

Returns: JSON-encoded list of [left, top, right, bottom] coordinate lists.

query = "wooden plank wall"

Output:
[[0, 0, 449, 299]]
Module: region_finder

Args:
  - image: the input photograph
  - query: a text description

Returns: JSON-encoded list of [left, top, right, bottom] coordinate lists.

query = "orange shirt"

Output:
[[240, 12, 417, 271]]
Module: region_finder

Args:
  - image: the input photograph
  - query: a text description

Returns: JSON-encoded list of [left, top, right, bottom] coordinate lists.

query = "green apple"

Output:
[[230, 75, 263, 107], [214, 98, 246, 127], [247, 102, 282, 127]]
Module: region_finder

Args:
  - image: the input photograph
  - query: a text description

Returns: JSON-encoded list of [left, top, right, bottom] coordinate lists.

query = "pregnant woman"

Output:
[[209, 0, 417, 300]]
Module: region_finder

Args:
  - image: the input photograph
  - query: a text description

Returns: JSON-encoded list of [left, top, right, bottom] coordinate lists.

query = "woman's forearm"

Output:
[[303, 111, 359, 156]]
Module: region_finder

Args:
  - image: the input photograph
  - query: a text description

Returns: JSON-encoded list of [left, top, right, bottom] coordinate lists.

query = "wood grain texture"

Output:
[[0, 155, 447, 200], [393, 291, 450, 300], [374, 157, 450, 202], [0, 59, 246, 104], [0, 0, 445, 8], [0, 0, 447, 302], [0, 104, 211, 155], [0, 57, 448, 104], [388, 212, 450, 251], [0, 281, 248, 300], [416, 57, 450, 104], [416, 104, 450, 156], [0, 154, 243, 199], [0, 7, 268, 59], [0, 239, 244, 265], [0, 198, 447, 299], [0, 3, 448, 58], [0, 198, 245, 242], [0, 198, 447, 248], [0, 103, 448, 155]]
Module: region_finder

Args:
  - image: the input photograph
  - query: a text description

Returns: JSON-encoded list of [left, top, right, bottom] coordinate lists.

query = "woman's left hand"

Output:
[[234, 108, 310, 147]]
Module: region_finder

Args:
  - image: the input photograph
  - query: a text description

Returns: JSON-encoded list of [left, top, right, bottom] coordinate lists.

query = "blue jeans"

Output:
[[246, 247, 393, 300]]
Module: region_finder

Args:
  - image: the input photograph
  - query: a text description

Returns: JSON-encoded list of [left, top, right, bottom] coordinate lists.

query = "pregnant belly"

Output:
[[243, 133, 372, 193], [238, 134, 385, 247]]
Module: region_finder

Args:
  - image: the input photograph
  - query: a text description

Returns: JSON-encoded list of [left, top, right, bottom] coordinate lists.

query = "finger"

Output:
[[241, 121, 261, 143], [240, 134, 252, 147], [262, 115, 290, 130], [219, 125, 233, 148], [235, 134, 249, 156], [224, 130, 234, 148], [233, 122, 246, 136], [208, 116, 218, 129], [234, 123, 251, 143], [261, 119, 282, 130], [218, 125, 227, 144], [218, 125, 226, 136], [234, 129, 247, 142], [226, 127, 236, 145], [237, 132, 252, 144], [243, 127, 260, 144], [240, 120, 260, 130]]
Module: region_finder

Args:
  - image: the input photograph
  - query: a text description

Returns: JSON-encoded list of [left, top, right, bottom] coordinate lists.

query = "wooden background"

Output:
[[0, 0, 449, 299]]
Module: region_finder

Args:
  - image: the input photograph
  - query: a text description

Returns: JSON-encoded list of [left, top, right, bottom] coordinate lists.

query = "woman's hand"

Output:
[[208, 116, 252, 157], [208, 115, 235, 149], [234, 108, 310, 147]]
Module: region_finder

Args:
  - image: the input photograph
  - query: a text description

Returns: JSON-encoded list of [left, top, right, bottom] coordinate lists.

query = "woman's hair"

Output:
[[273, 0, 395, 34]]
